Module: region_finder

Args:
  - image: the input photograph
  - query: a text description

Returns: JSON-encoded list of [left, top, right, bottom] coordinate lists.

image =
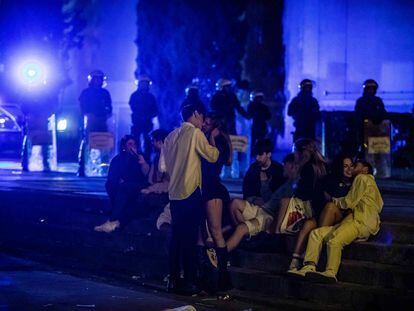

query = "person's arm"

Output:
[[158, 146, 167, 173], [137, 154, 150, 176], [243, 165, 257, 199], [333, 175, 367, 210], [195, 129, 219, 163]]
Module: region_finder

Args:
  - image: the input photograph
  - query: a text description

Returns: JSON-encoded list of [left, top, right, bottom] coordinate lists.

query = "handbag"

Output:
[[280, 197, 313, 235]]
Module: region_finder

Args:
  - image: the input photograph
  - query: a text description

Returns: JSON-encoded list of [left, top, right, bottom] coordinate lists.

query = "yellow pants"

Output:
[[304, 217, 370, 275]]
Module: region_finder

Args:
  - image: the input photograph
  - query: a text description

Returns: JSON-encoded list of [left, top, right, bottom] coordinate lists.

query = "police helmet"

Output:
[[250, 91, 265, 102], [215, 78, 232, 91], [88, 70, 106, 82], [185, 85, 199, 97], [363, 79, 378, 90], [298, 79, 315, 90]]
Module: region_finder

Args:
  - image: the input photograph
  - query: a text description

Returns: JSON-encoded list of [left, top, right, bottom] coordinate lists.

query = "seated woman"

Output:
[[319, 154, 354, 227], [272, 139, 327, 272], [289, 160, 383, 283], [94, 135, 149, 233]]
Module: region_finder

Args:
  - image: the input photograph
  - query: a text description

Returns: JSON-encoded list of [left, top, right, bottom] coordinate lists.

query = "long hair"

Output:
[[294, 138, 327, 179], [205, 111, 233, 166]]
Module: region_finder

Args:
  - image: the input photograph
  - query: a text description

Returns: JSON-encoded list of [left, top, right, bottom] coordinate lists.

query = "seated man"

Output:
[[236, 138, 285, 214], [94, 135, 149, 233], [226, 153, 298, 252], [289, 159, 383, 283]]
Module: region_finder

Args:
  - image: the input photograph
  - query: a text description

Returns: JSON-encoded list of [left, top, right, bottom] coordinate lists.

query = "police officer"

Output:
[[355, 79, 387, 125], [354, 79, 387, 156], [247, 91, 271, 154], [287, 79, 320, 142], [78, 70, 112, 176], [180, 85, 206, 113], [129, 75, 158, 161], [79, 70, 112, 131], [210, 79, 248, 135]]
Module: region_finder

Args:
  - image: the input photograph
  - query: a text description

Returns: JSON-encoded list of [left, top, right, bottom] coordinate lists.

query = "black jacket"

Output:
[[243, 160, 285, 200]]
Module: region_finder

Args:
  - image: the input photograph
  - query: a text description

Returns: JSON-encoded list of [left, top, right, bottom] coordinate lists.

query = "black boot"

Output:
[[216, 247, 233, 291]]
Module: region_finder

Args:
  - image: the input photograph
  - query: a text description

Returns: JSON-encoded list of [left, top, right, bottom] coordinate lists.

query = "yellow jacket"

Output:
[[159, 122, 219, 200], [334, 174, 383, 235]]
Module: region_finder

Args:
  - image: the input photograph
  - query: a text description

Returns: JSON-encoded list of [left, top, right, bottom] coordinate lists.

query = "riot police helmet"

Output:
[[363, 79, 378, 95], [250, 91, 265, 102], [298, 79, 314, 92], [215, 78, 232, 91], [88, 70, 106, 87], [136, 75, 152, 90], [185, 85, 199, 97]]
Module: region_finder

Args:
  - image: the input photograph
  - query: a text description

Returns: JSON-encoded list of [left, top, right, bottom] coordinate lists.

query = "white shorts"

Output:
[[241, 201, 274, 237]]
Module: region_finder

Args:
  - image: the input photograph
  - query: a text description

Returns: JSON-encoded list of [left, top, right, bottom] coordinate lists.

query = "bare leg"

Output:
[[229, 199, 246, 225], [274, 198, 291, 234], [319, 202, 343, 227], [293, 218, 317, 255], [226, 223, 250, 252], [206, 199, 226, 248]]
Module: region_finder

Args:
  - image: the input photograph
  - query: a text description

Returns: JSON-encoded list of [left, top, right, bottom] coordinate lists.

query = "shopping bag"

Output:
[[280, 197, 313, 235]]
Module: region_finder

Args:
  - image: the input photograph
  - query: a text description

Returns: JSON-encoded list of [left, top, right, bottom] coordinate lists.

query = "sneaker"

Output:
[[99, 220, 120, 233], [306, 270, 338, 284], [287, 264, 315, 278], [206, 248, 218, 268], [94, 221, 110, 232]]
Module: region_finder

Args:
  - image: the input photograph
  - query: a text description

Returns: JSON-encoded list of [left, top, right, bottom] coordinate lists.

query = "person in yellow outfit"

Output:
[[288, 159, 383, 283]]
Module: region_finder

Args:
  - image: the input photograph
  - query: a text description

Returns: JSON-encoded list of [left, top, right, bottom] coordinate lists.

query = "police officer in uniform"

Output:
[[210, 79, 248, 135], [355, 79, 387, 125], [180, 85, 206, 113], [354, 79, 387, 156], [247, 91, 271, 154], [78, 70, 112, 176], [287, 79, 320, 142], [129, 75, 158, 160]]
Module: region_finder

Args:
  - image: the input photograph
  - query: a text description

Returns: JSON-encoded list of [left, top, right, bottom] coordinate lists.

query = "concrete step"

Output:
[[232, 250, 414, 289], [229, 266, 413, 311]]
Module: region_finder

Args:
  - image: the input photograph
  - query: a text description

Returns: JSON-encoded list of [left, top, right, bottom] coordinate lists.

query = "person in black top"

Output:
[[77, 70, 113, 176], [354, 79, 387, 153], [287, 79, 320, 141], [319, 155, 354, 227], [273, 139, 327, 271], [247, 91, 271, 155], [201, 111, 232, 291], [180, 85, 207, 115], [210, 79, 248, 135], [355, 79, 387, 125], [94, 135, 149, 233], [129, 75, 158, 160], [242, 139, 285, 207], [79, 70, 112, 132]]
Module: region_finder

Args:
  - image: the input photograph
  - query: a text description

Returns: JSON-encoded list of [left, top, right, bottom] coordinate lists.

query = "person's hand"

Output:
[[137, 154, 146, 165], [141, 188, 151, 194], [211, 128, 220, 138]]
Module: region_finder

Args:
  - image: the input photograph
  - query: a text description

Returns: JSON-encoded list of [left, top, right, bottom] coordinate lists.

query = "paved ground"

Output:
[[0, 254, 275, 311]]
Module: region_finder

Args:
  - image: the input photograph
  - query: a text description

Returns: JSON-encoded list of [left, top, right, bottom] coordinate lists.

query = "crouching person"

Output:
[[226, 153, 297, 252], [289, 159, 383, 283]]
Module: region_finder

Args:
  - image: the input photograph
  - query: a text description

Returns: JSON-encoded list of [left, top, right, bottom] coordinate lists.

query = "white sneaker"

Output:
[[99, 220, 120, 233], [306, 270, 338, 283], [287, 264, 316, 278], [94, 221, 110, 232]]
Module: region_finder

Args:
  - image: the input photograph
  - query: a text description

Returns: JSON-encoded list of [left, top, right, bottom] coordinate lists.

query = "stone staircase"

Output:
[[0, 184, 413, 310]]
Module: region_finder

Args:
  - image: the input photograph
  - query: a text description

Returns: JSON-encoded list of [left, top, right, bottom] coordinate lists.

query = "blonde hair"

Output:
[[294, 138, 327, 179]]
